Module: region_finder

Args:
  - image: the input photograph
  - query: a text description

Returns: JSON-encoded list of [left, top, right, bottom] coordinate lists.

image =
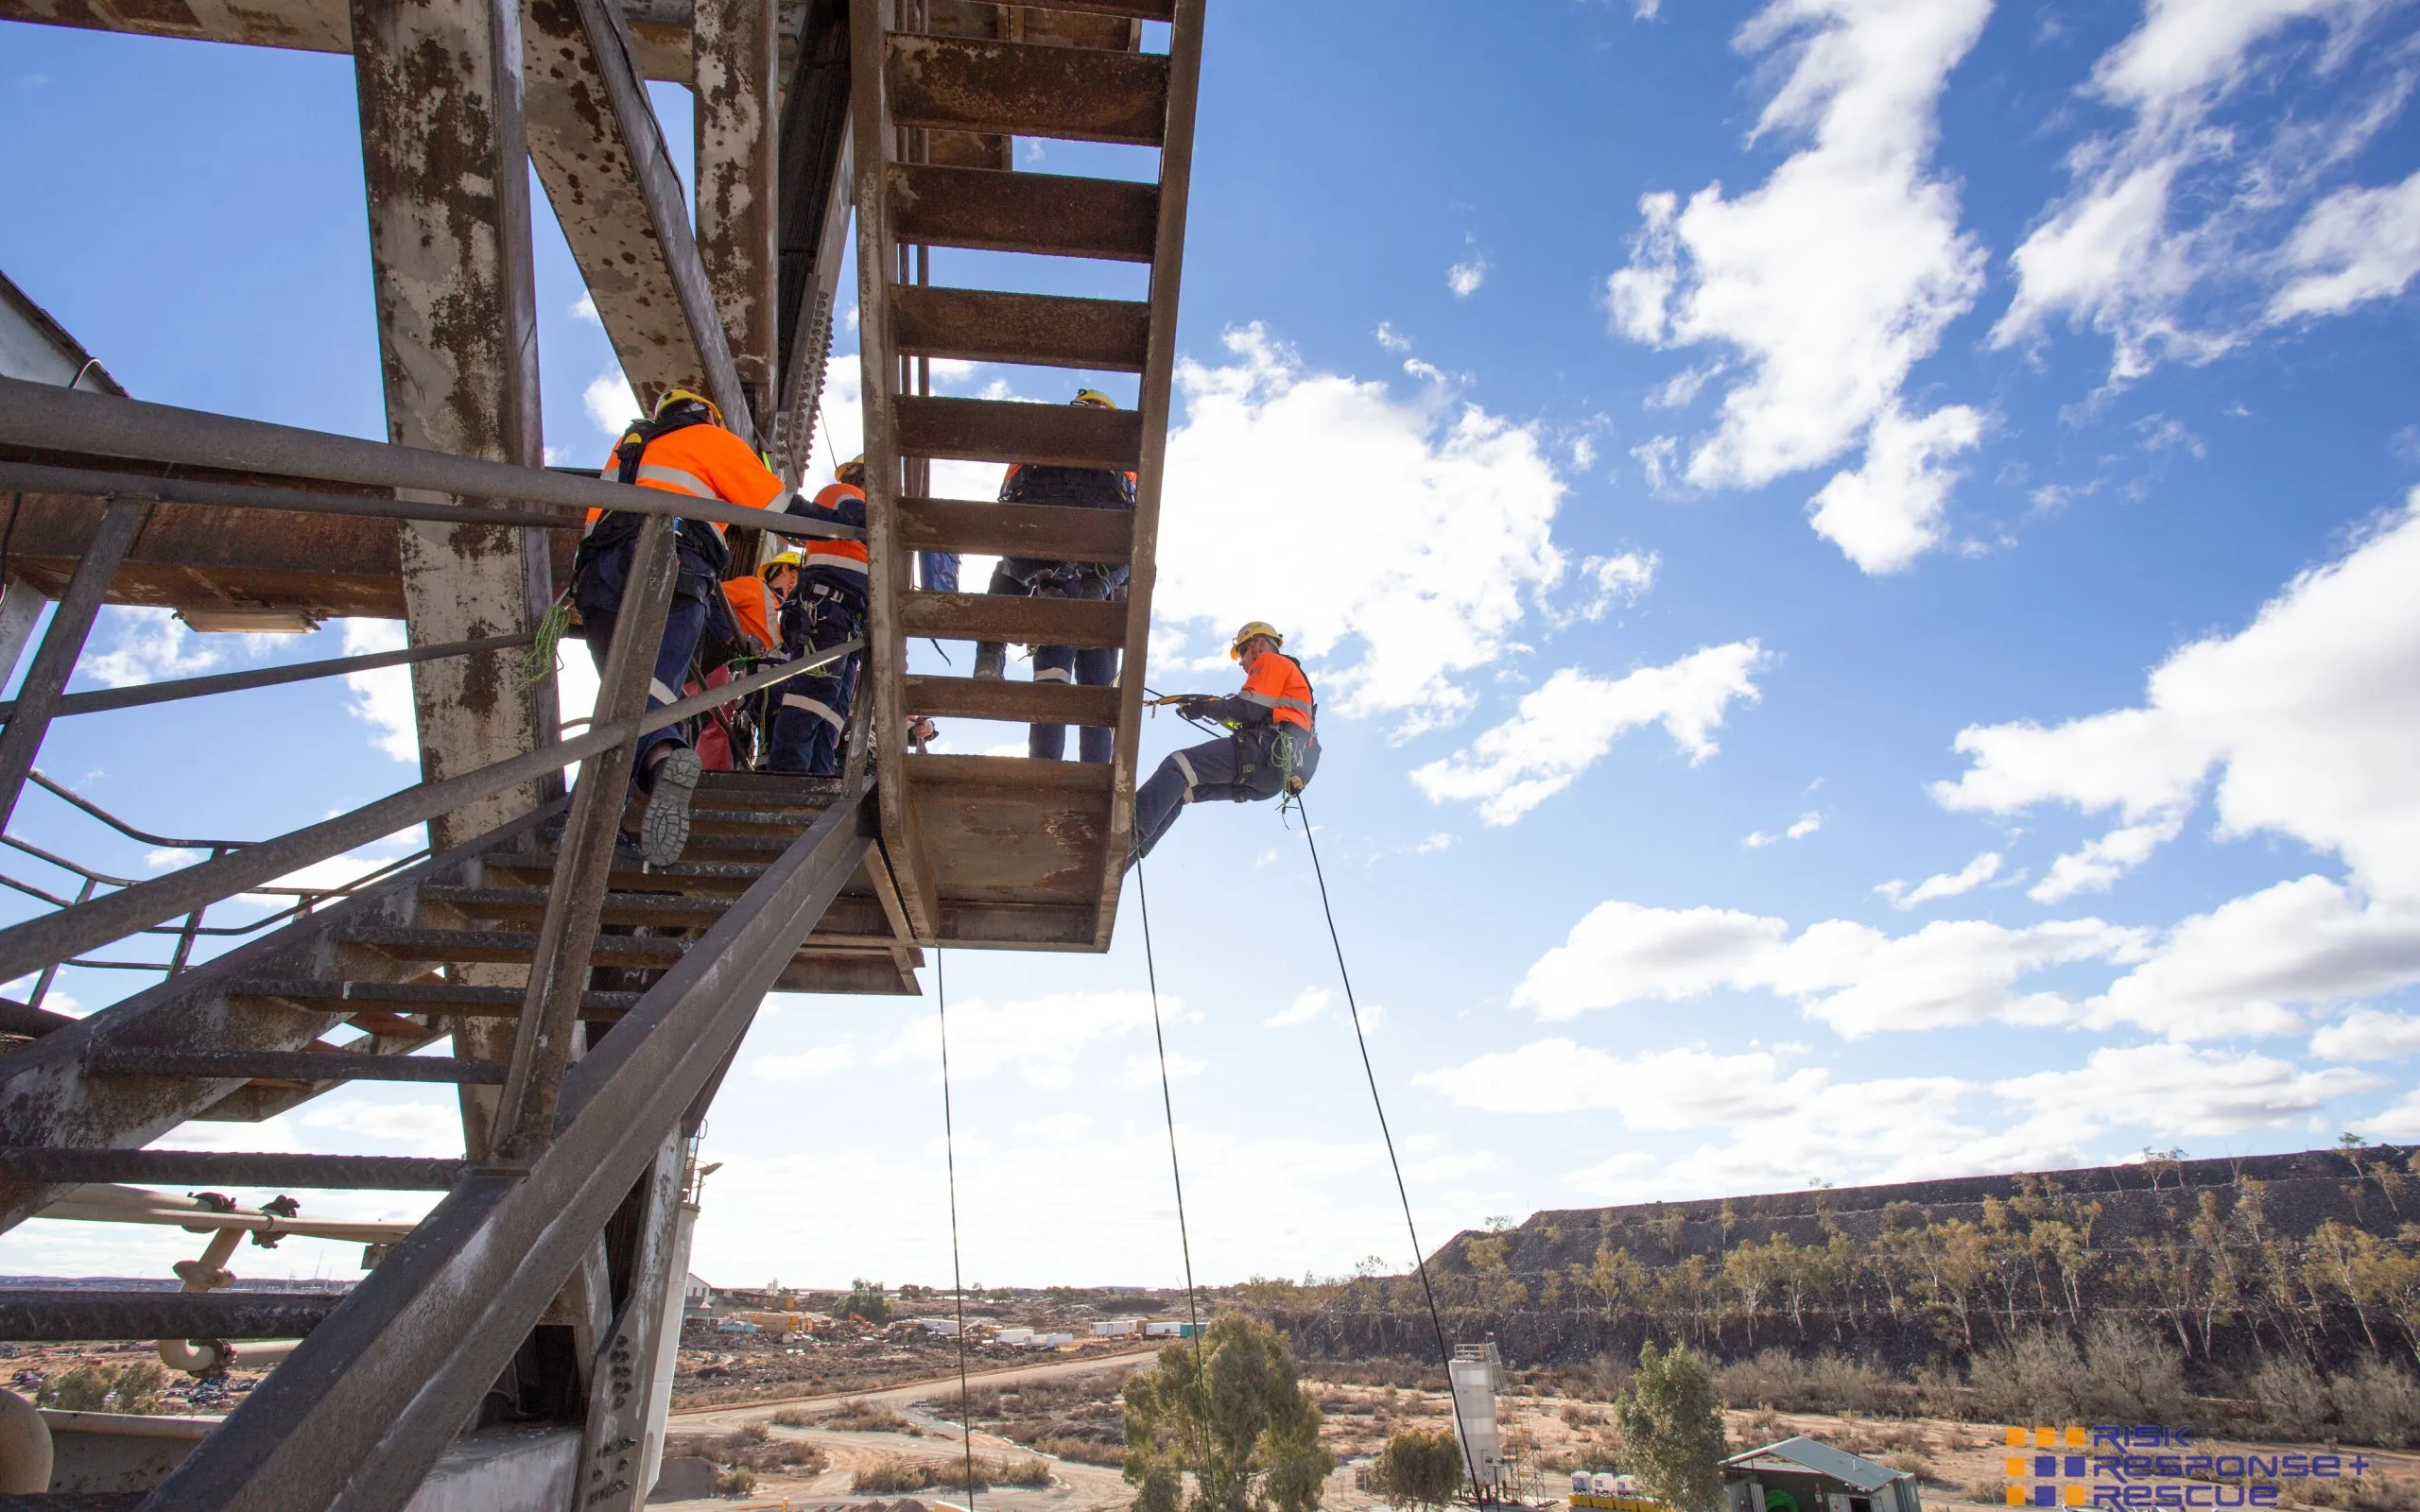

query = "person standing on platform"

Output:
[[766, 458, 870, 775]]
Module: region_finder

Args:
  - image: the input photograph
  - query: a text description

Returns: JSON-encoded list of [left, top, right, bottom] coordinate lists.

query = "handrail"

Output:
[[0, 379, 863, 541], [0, 640, 862, 985], [0, 630, 536, 723], [26, 772, 252, 853]]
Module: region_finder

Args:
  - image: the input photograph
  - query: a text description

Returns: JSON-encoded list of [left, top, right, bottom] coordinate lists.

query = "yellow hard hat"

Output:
[[1229, 621, 1282, 660], [1072, 388, 1118, 409], [837, 455, 867, 485], [761, 549, 804, 579], [655, 387, 723, 429]]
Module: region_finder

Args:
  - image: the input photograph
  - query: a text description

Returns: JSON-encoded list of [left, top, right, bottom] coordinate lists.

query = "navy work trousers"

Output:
[[575, 538, 714, 777]]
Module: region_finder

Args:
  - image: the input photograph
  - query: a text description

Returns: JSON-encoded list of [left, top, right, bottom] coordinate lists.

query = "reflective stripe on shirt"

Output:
[[635, 462, 713, 497]]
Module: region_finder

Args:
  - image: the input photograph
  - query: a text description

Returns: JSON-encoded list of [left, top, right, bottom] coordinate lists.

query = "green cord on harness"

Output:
[[519, 600, 574, 690]]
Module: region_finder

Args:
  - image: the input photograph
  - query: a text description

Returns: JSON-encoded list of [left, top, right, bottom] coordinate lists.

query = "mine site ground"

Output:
[[648, 1344, 2420, 1512]]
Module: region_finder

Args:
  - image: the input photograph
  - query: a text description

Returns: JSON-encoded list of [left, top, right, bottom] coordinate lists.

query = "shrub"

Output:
[[999, 1456, 1053, 1488], [1033, 1434, 1125, 1467], [34, 1361, 164, 1415], [1374, 1428, 1465, 1512], [2330, 1361, 2420, 1450], [2080, 1317, 2187, 1424], [827, 1399, 912, 1434], [1876, 1451, 1936, 1485], [715, 1466, 757, 1496], [1616, 1343, 1726, 1512], [771, 1406, 817, 1427], [855, 1458, 938, 1493], [2246, 1357, 2334, 1441]]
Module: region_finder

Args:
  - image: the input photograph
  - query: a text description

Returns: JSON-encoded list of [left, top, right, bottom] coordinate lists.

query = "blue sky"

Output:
[[5, 0, 2420, 1294]]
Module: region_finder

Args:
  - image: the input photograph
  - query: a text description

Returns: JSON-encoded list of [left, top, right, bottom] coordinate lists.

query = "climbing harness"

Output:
[[934, 951, 977, 1507], [1293, 793, 1485, 1493]]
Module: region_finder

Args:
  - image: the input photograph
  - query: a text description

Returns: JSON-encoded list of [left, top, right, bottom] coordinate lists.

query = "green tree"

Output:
[[838, 1278, 890, 1323], [1374, 1428, 1465, 1512], [1613, 1341, 1726, 1512], [1122, 1314, 1334, 1512]]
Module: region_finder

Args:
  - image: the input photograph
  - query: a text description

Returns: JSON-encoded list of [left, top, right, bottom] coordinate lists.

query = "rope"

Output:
[[1293, 794, 1486, 1498], [934, 949, 977, 1508], [1132, 859, 1211, 1471]]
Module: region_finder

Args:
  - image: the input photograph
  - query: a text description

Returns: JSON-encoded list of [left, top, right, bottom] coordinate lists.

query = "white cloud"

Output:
[[1805, 402, 1984, 574], [2084, 876, 2420, 1040], [1992, 1042, 2377, 1139], [1509, 897, 2151, 1037], [883, 989, 1168, 1090], [1745, 810, 1824, 848], [341, 619, 417, 764], [1577, 552, 1659, 620], [2359, 1086, 2420, 1138], [1266, 988, 1331, 1028], [1374, 322, 1413, 352], [2028, 813, 2185, 902], [751, 1044, 856, 1080], [1606, 0, 1992, 572], [1410, 642, 1769, 824], [1632, 435, 1680, 490], [1933, 493, 2420, 907], [2312, 1008, 2420, 1061], [2272, 169, 2420, 318], [1995, 0, 2410, 377], [1448, 256, 1489, 297], [297, 1099, 462, 1155], [80, 608, 227, 688], [1876, 850, 2001, 908], [583, 367, 639, 438], [570, 292, 599, 324], [1157, 325, 1566, 728], [1634, 0, 1662, 18]]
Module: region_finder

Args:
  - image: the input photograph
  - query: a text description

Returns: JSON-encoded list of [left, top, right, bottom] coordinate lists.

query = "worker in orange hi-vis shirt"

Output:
[[575, 387, 798, 866], [1129, 620, 1320, 867]]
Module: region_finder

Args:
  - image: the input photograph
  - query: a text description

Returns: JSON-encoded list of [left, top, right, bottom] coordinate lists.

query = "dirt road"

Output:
[[672, 1346, 1157, 1424]]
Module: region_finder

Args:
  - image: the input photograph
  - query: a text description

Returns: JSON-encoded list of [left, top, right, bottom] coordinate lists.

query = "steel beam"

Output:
[[694, 0, 780, 426], [0, 1289, 342, 1342], [0, 1150, 466, 1188], [493, 518, 677, 1156], [146, 793, 873, 1511], [351, 0, 556, 857], [573, 1131, 683, 1511], [82, 1049, 509, 1084], [0, 629, 534, 723], [771, 0, 853, 485], [0, 382, 849, 540], [0, 498, 140, 833], [571, 0, 756, 445], [1095, 0, 1203, 944]]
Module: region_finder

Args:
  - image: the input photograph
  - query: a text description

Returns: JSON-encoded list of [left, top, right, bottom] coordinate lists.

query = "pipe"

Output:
[[159, 1228, 243, 1377], [0, 629, 534, 722], [0, 379, 858, 540], [0, 1387, 53, 1493]]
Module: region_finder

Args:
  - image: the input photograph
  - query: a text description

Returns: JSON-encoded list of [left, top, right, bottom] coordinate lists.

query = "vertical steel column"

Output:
[[575, 1130, 685, 1512], [694, 0, 779, 431], [0, 573, 51, 696], [0, 498, 140, 833], [350, 0, 555, 858], [352, 0, 559, 1159], [493, 517, 678, 1158]]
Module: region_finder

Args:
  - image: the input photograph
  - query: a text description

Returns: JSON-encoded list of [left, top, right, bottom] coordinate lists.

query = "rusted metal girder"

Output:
[[0, 0, 699, 82], [144, 791, 873, 1512], [771, 0, 852, 485], [695, 0, 780, 427], [350, 0, 557, 860], [0, 1290, 343, 1342], [0, 628, 533, 722], [0, 498, 141, 832]]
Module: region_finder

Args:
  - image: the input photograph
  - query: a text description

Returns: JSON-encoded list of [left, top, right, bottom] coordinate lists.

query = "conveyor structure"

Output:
[[0, 0, 1203, 1504]]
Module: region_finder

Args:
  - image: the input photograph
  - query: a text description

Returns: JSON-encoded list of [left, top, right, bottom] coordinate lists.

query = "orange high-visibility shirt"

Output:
[[800, 483, 871, 578], [723, 576, 778, 651], [589, 421, 787, 530], [1238, 652, 1315, 731]]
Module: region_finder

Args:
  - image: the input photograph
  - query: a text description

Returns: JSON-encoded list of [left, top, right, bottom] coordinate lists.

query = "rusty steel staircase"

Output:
[[0, 0, 1205, 1504], [856, 0, 1203, 954]]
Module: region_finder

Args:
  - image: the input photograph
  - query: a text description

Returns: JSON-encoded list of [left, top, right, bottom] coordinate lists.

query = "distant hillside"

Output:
[[1244, 1143, 2419, 1383]]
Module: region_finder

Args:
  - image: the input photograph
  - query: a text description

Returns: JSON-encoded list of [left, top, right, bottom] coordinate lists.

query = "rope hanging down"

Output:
[[1292, 795, 1486, 1495], [1133, 862, 1206, 1370], [934, 950, 977, 1507]]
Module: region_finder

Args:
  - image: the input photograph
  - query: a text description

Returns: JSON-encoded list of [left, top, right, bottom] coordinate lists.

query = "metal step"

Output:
[[84, 1048, 508, 1085], [895, 394, 1142, 470], [419, 885, 733, 930], [334, 925, 692, 970], [0, 1149, 466, 1188], [889, 163, 1158, 263], [0, 1287, 345, 1342], [899, 591, 1127, 647], [1008, 0, 1174, 19], [902, 674, 1121, 728], [897, 496, 1132, 564], [231, 978, 641, 1019], [890, 285, 1151, 372], [886, 34, 1168, 146]]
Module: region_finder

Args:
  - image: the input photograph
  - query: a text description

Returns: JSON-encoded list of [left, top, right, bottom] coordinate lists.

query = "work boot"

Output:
[[640, 746, 702, 866], [972, 641, 1006, 680]]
